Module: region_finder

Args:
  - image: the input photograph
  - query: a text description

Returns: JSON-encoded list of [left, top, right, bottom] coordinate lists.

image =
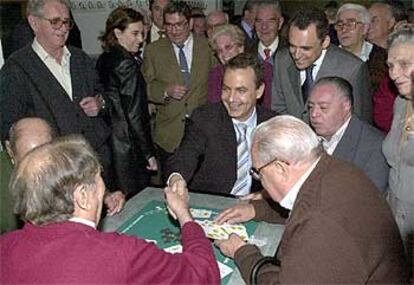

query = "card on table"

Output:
[[190, 208, 213, 219], [195, 220, 249, 241]]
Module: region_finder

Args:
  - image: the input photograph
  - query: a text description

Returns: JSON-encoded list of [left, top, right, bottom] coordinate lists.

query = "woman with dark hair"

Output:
[[96, 7, 157, 198]]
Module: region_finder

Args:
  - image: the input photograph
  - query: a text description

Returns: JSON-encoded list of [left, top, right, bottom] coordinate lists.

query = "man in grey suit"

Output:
[[0, 0, 111, 186], [308, 76, 388, 192], [272, 8, 372, 123]]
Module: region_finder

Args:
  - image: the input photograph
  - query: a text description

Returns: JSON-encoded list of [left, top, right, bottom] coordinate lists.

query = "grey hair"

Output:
[[388, 23, 414, 50], [256, 0, 283, 16], [253, 115, 323, 165], [336, 3, 371, 24], [209, 24, 245, 50], [206, 10, 229, 25], [10, 135, 101, 226], [27, 0, 71, 17]]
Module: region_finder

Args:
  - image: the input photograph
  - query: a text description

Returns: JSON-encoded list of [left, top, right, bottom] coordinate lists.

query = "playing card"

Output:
[[163, 244, 183, 254], [217, 261, 233, 279], [195, 220, 249, 241], [190, 208, 213, 219]]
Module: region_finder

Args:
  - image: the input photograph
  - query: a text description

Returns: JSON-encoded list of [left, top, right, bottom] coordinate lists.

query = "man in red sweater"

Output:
[[0, 135, 220, 284]]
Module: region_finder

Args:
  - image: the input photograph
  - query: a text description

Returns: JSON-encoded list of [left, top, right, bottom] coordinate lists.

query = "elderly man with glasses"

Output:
[[0, 0, 113, 188], [335, 3, 388, 93], [214, 115, 408, 283]]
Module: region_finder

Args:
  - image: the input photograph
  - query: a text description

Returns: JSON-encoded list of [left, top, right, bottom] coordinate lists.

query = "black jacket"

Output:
[[96, 45, 155, 195]]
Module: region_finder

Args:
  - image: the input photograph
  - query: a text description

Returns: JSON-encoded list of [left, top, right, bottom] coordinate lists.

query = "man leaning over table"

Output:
[[213, 115, 407, 284], [0, 135, 220, 284], [166, 53, 275, 196]]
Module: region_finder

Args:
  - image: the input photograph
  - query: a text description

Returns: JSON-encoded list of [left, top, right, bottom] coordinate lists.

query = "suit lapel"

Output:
[[165, 39, 184, 85], [219, 104, 238, 180], [315, 46, 336, 81], [333, 116, 359, 161], [287, 63, 303, 104]]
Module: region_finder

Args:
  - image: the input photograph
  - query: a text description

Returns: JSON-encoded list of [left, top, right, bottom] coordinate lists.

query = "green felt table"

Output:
[[101, 187, 284, 285], [117, 200, 258, 284]]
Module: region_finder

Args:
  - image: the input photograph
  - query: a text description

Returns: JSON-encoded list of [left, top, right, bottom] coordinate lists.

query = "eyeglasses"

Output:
[[164, 20, 188, 31], [334, 20, 363, 31], [38, 16, 74, 30], [250, 157, 289, 181]]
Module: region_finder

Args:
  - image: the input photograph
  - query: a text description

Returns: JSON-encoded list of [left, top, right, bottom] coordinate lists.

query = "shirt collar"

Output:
[[319, 115, 351, 154], [232, 107, 257, 129], [241, 20, 253, 37], [313, 48, 327, 71], [173, 33, 193, 48], [258, 37, 279, 53], [32, 38, 71, 63], [69, 217, 96, 229], [359, 41, 373, 62], [280, 157, 321, 211]]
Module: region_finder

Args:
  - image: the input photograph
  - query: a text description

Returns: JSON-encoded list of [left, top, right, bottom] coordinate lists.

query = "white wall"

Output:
[[70, 0, 220, 56]]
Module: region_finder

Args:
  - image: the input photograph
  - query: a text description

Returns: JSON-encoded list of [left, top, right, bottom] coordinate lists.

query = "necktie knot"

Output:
[[305, 64, 315, 79], [264, 48, 271, 61]]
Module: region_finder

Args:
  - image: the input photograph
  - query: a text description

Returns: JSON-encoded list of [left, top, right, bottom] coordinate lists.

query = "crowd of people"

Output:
[[0, 0, 413, 283]]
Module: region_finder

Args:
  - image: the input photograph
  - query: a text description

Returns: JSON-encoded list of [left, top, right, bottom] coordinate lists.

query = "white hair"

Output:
[[253, 115, 323, 165], [336, 3, 371, 24], [388, 23, 414, 49]]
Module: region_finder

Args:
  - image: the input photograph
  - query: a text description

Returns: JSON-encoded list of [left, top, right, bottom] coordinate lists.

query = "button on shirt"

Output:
[[319, 116, 351, 155], [258, 37, 279, 61], [232, 108, 258, 194], [280, 157, 321, 211], [172, 34, 193, 72], [32, 38, 72, 100], [300, 49, 327, 86]]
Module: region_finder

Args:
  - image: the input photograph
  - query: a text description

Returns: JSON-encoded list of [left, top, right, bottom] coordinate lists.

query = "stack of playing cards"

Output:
[[195, 220, 249, 241]]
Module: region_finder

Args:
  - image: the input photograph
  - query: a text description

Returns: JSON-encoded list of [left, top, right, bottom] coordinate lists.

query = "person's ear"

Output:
[[278, 16, 285, 31], [189, 18, 194, 30], [276, 161, 290, 181], [27, 15, 38, 33], [114, 28, 123, 40], [255, 83, 265, 100], [73, 185, 91, 211], [4, 140, 15, 165], [322, 35, 330, 49]]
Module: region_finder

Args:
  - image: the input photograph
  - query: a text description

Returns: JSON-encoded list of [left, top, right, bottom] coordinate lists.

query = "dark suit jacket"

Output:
[[0, 45, 110, 151], [166, 103, 275, 195], [366, 43, 387, 93], [142, 35, 216, 152], [333, 116, 389, 193], [235, 154, 407, 284], [272, 45, 372, 123]]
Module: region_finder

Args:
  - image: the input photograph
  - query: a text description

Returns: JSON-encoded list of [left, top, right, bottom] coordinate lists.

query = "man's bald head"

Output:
[[6, 118, 54, 164]]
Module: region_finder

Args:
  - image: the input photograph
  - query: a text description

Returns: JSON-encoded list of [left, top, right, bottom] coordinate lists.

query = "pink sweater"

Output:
[[0, 221, 220, 284]]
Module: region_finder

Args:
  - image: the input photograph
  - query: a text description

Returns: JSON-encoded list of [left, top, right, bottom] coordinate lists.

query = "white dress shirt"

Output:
[[280, 157, 321, 211], [172, 34, 193, 72], [319, 116, 351, 155], [258, 37, 279, 60], [32, 38, 72, 100], [300, 49, 327, 85], [69, 217, 96, 229]]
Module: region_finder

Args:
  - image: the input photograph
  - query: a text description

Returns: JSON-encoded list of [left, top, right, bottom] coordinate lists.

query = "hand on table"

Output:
[[164, 177, 192, 226], [215, 234, 246, 259], [214, 204, 256, 225], [104, 191, 125, 216]]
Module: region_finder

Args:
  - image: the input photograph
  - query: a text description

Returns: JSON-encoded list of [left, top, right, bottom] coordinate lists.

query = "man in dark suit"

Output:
[[214, 115, 407, 283], [0, 0, 111, 185], [235, 0, 258, 52], [308, 76, 389, 192], [272, 8, 372, 123], [166, 53, 275, 196], [147, 0, 170, 43], [249, 0, 284, 66], [142, 2, 216, 181]]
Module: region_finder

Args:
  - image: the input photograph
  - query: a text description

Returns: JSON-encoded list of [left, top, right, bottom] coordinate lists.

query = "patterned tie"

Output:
[[232, 123, 250, 196], [264, 48, 271, 62], [176, 44, 190, 87], [301, 64, 315, 103]]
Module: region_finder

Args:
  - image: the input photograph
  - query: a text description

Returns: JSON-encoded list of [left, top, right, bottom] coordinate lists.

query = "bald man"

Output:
[[4, 117, 124, 216], [5, 117, 54, 165]]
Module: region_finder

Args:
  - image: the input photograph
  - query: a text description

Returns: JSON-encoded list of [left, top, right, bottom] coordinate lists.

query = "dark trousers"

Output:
[[155, 144, 174, 185]]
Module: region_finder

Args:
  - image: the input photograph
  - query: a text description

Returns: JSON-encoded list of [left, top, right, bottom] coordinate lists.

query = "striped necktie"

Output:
[[176, 44, 190, 87], [232, 123, 250, 196]]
